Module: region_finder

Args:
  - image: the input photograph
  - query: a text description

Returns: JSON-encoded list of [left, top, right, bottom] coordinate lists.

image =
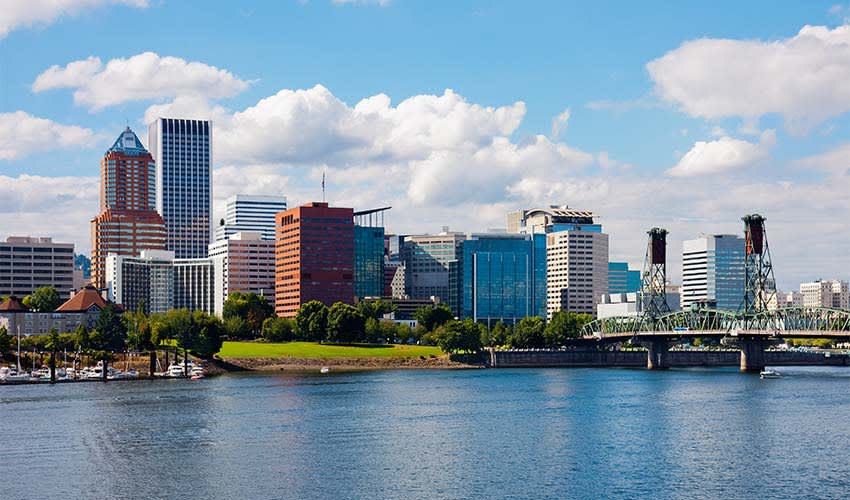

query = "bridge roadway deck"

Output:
[[587, 329, 850, 342]]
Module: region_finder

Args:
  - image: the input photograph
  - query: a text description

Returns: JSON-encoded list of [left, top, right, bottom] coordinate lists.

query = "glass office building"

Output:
[[682, 234, 745, 311], [148, 118, 212, 259], [355, 225, 386, 299], [608, 262, 641, 294], [458, 233, 546, 324]]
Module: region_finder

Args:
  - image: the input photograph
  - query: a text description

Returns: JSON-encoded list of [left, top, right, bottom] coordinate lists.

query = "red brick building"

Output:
[[275, 202, 354, 317], [91, 127, 166, 288]]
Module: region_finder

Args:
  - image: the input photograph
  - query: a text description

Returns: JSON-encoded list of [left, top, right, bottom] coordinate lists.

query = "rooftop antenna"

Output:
[[321, 169, 326, 202]]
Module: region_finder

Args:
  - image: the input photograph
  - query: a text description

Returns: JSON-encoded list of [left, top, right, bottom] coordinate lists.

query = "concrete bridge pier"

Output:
[[637, 338, 676, 370], [723, 337, 777, 372]]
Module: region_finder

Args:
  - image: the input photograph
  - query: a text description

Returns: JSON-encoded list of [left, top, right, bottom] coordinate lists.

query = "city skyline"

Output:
[[0, 1, 848, 290]]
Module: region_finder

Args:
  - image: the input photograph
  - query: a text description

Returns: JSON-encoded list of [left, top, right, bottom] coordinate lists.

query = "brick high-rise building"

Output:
[[91, 127, 166, 287], [275, 202, 354, 317]]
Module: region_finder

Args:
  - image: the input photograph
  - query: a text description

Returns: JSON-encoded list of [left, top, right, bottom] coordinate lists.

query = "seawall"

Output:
[[487, 349, 850, 368]]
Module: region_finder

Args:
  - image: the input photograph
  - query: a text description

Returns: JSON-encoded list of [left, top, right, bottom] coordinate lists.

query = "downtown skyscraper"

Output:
[[148, 118, 212, 259], [91, 127, 166, 288]]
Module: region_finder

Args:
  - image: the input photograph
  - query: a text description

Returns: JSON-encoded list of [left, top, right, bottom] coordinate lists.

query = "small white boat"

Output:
[[320, 366, 330, 374], [167, 361, 196, 378], [760, 369, 781, 379]]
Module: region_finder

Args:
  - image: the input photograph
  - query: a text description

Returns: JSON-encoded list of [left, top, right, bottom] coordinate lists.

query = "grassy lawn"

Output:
[[218, 341, 443, 359]]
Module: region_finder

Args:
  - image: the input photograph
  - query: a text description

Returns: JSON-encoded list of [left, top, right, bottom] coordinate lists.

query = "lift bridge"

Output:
[[580, 215, 850, 371]]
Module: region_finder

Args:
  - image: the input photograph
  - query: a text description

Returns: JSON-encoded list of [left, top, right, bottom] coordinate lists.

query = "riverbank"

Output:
[[215, 341, 481, 371], [213, 341, 481, 371]]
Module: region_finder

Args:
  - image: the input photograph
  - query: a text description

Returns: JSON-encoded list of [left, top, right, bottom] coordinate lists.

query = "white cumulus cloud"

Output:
[[550, 107, 571, 139], [0, 111, 97, 160], [647, 24, 850, 134], [667, 130, 776, 177], [0, 0, 148, 39], [33, 52, 251, 111]]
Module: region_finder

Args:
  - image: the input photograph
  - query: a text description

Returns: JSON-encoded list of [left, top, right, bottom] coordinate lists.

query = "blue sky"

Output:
[[0, 0, 848, 289]]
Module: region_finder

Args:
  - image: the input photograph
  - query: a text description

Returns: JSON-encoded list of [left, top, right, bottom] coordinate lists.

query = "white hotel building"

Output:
[[215, 195, 287, 242]]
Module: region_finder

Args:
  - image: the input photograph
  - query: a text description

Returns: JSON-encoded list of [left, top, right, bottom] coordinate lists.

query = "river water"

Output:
[[2, 366, 848, 499]]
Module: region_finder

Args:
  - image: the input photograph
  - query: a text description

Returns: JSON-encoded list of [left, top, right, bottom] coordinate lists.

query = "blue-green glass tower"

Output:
[[458, 233, 546, 324], [354, 225, 385, 299]]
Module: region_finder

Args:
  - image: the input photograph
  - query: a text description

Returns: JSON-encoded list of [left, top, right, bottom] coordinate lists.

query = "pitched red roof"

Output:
[[55, 285, 111, 312], [0, 296, 29, 312]]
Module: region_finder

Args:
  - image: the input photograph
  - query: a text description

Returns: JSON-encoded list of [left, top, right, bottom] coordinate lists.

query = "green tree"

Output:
[[125, 301, 159, 377], [262, 316, 295, 342], [364, 317, 381, 343], [413, 304, 453, 332], [224, 316, 250, 339], [487, 321, 509, 347], [90, 304, 127, 380], [357, 299, 396, 320], [23, 286, 61, 312], [510, 316, 545, 348], [543, 311, 592, 347], [326, 302, 366, 343], [223, 291, 274, 337], [391, 321, 410, 344], [433, 319, 483, 353], [0, 325, 10, 355], [191, 310, 224, 359], [295, 301, 328, 341]]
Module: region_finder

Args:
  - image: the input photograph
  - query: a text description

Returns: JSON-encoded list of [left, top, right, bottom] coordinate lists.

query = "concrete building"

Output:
[[665, 283, 682, 312], [800, 280, 849, 309], [597, 287, 681, 320], [597, 293, 640, 319], [546, 230, 609, 317], [215, 195, 287, 242], [105, 250, 219, 315], [457, 233, 547, 324], [0, 236, 75, 300], [275, 202, 354, 317], [0, 286, 114, 336], [208, 232, 275, 316], [681, 235, 745, 311], [385, 263, 406, 298], [507, 205, 597, 235], [401, 230, 466, 315], [775, 290, 804, 309], [608, 262, 640, 294], [91, 128, 166, 287], [148, 118, 212, 259]]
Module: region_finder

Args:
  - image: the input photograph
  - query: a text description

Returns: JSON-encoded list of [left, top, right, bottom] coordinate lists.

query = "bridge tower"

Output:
[[726, 214, 778, 372], [638, 228, 675, 370], [641, 228, 671, 320], [740, 214, 777, 319]]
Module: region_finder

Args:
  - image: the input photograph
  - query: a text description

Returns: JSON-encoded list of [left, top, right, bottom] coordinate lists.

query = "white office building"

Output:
[[105, 249, 221, 315], [681, 235, 745, 311], [546, 230, 609, 318], [215, 195, 287, 242], [208, 232, 275, 316], [148, 118, 212, 259], [0, 236, 75, 300], [800, 280, 849, 309]]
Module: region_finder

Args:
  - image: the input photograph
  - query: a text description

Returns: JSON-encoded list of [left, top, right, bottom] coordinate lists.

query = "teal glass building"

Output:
[[354, 225, 385, 298], [458, 233, 546, 324], [608, 262, 641, 293]]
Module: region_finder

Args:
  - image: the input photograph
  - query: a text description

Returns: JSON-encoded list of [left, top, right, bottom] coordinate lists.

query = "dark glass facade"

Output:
[[354, 225, 385, 299], [458, 234, 546, 324]]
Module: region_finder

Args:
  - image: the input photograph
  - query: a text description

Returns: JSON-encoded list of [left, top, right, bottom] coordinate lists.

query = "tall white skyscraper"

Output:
[[148, 118, 212, 259], [215, 194, 287, 241], [546, 230, 609, 318], [681, 235, 745, 310]]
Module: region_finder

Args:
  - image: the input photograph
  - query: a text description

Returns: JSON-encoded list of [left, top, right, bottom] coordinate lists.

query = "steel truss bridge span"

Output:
[[581, 307, 850, 341]]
